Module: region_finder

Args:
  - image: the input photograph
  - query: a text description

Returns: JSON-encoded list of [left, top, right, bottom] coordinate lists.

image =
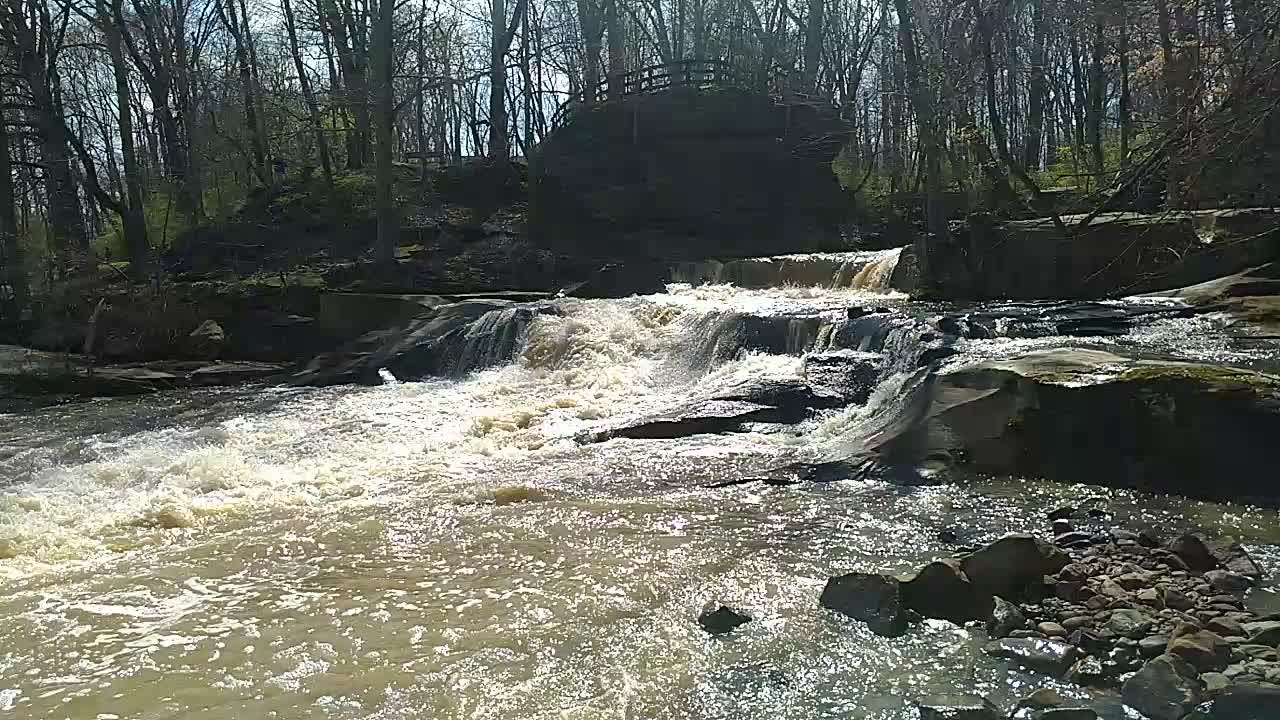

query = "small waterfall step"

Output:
[[669, 248, 911, 292]]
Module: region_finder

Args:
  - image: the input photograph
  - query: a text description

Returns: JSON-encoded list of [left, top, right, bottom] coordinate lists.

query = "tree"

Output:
[[372, 0, 397, 262]]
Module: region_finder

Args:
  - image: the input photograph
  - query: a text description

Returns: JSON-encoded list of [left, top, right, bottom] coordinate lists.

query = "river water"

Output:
[[2, 252, 1279, 719]]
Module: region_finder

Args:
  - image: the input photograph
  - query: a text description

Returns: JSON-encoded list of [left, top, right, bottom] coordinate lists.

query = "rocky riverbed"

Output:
[[807, 509, 1280, 719]]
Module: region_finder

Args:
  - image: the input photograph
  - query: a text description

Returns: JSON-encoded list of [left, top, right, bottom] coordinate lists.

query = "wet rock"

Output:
[[937, 528, 960, 544], [1070, 628, 1116, 655], [1207, 682, 1280, 719], [1243, 621, 1280, 645], [1108, 609, 1154, 639], [1163, 588, 1195, 611], [1052, 519, 1074, 535], [902, 559, 992, 625], [1016, 688, 1066, 709], [1038, 621, 1067, 637], [697, 605, 752, 635], [819, 572, 908, 637], [1054, 532, 1094, 549], [1168, 534, 1219, 572], [559, 262, 667, 298], [986, 638, 1081, 677], [1223, 551, 1265, 581], [1237, 644, 1279, 661], [961, 534, 1069, 601], [1136, 588, 1162, 606], [916, 694, 1002, 720], [1115, 571, 1156, 590], [1097, 578, 1128, 600], [988, 596, 1028, 639], [1038, 710, 1099, 720], [1208, 617, 1245, 637], [1206, 569, 1254, 592], [1141, 635, 1172, 658], [1063, 616, 1092, 632], [1202, 671, 1231, 693], [1122, 653, 1206, 720], [1167, 630, 1231, 672], [801, 350, 882, 405]]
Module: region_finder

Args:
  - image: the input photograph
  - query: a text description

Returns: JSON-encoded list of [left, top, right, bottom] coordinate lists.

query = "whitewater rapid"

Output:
[[3, 261, 1280, 720]]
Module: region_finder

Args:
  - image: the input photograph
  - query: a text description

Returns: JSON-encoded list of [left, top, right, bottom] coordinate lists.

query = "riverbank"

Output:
[[819, 515, 1280, 719]]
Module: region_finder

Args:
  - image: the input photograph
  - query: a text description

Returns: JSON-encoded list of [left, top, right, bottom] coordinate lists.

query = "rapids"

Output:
[[2, 252, 1279, 719]]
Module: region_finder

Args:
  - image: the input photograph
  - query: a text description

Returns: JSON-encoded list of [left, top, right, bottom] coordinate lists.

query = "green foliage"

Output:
[[1036, 132, 1154, 191], [832, 144, 893, 209], [330, 172, 376, 215]]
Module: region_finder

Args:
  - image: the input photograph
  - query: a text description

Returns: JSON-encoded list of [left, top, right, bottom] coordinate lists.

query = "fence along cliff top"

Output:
[[550, 58, 819, 129]]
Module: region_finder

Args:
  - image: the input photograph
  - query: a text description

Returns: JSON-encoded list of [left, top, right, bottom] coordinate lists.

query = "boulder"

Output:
[[1207, 683, 1280, 719], [697, 605, 752, 636], [801, 350, 882, 405], [986, 638, 1081, 677], [1108, 609, 1154, 639], [186, 319, 226, 359], [819, 572, 909, 637], [1167, 630, 1232, 673], [1122, 654, 1206, 720], [987, 596, 1027, 639], [1205, 569, 1253, 592], [1168, 534, 1219, 572], [916, 695, 1002, 720], [879, 348, 1280, 506], [961, 534, 1069, 601], [901, 558, 993, 625], [1243, 621, 1280, 645]]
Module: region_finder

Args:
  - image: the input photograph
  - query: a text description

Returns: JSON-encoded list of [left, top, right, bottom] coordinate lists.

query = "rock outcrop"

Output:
[[877, 347, 1280, 505], [927, 208, 1280, 300]]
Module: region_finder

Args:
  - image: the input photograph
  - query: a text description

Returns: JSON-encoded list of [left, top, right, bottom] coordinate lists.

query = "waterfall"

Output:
[[669, 249, 908, 291], [849, 248, 903, 291]]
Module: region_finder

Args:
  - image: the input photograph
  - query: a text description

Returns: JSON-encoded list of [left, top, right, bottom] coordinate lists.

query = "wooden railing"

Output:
[[551, 58, 748, 129]]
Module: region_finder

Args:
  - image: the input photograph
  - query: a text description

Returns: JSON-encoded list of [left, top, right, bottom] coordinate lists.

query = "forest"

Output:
[[1, 0, 1278, 327]]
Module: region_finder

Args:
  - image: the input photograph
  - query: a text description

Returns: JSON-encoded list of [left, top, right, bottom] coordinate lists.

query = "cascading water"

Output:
[[1, 251, 1278, 720], [669, 248, 905, 292]]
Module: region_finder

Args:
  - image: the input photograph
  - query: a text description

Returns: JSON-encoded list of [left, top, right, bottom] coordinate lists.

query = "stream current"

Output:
[[2, 249, 1280, 719]]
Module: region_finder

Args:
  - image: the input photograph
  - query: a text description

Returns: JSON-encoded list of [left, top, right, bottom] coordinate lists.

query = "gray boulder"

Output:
[[819, 572, 908, 637], [902, 558, 992, 625], [961, 534, 1069, 601], [1121, 653, 1206, 720], [187, 319, 226, 359]]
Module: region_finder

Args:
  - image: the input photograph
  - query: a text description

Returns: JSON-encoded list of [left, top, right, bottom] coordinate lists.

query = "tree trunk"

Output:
[[892, 0, 941, 279], [220, 0, 269, 183], [1023, 0, 1047, 171], [1087, 19, 1106, 190], [32, 79, 86, 269], [489, 0, 529, 161], [577, 0, 602, 102], [605, 0, 625, 98], [283, 0, 334, 186], [373, 0, 398, 262], [802, 0, 823, 92], [103, 0, 149, 275], [1119, 8, 1131, 168], [0, 101, 26, 321]]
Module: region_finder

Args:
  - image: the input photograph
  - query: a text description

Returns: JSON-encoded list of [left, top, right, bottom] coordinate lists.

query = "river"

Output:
[[2, 253, 1279, 719]]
